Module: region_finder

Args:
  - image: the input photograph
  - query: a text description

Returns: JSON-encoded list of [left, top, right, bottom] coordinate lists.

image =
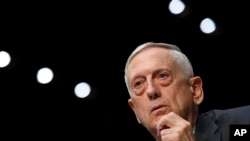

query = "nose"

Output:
[[146, 81, 160, 100]]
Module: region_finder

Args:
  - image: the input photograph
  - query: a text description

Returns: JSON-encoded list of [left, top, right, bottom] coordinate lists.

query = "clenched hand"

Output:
[[156, 112, 195, 141]]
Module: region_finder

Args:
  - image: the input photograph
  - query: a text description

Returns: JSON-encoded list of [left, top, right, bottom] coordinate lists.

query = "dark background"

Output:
[[1, 1, 249, 140]]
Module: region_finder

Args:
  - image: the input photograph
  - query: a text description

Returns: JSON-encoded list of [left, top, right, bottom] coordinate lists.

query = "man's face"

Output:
[[127, 47, 196, 134]]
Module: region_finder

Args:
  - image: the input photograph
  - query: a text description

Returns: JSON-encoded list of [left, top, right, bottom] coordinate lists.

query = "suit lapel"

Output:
[[195, 113, 221, 141]]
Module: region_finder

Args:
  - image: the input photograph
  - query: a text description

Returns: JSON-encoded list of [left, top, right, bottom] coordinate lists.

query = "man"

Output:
[[124, 42, 250, 141]]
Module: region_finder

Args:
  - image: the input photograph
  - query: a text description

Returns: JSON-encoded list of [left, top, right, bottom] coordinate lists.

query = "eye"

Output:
[[134, 80, 142, 88], [132, 78, 145, 96], [157, 72, 172, 86], [159, 73, 168, 79]]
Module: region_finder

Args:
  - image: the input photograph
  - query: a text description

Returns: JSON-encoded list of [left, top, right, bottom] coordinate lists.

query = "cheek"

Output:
[[162, 86, 191, 107], [134, 96, 148, 108], [175, 91, 194, 110], [133, 97, 149, 113]]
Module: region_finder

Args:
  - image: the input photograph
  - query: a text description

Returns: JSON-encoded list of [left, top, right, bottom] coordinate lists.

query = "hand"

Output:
[[156, 112, 195, 141]]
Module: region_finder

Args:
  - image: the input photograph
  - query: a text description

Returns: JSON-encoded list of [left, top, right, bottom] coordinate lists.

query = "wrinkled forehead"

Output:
[[126, 47, 175, 76], [128, 46, 173, 65]]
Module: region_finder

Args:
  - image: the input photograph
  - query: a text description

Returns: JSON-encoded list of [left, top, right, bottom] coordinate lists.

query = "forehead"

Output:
[[127, 47, 175, 75], [130, 47, 173, 65]]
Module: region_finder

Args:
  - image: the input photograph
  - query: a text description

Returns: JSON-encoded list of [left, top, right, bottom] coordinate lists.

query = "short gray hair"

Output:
[[124, 42, 194, 96]]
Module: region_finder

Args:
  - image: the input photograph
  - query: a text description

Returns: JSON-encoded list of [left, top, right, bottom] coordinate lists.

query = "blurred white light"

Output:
[[200, 17, 216, 34], [0, 51, 11, 68], [36, 67, 54, 84], [168, 0, 185, 15], [74, 82, 91, 98]]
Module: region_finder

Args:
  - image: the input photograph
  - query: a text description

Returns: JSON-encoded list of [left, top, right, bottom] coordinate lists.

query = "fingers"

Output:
[[156, 112, 182, 135], [156, 112, 195, 141]]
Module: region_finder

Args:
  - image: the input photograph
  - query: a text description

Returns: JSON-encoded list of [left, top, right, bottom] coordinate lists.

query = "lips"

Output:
[[150, 104, 168, 113]]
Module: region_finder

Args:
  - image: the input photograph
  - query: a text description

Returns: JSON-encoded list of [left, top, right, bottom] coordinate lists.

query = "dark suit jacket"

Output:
[[195, 105, 250, 141]]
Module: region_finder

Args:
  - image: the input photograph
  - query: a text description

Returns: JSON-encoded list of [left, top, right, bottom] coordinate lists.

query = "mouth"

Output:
[[151, 104, 168, 114]]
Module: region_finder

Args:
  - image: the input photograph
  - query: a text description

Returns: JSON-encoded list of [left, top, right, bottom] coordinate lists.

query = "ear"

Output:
[[128, 98, 135, 111], [128, 98, 141, 124], [190, 76, 204, 105]]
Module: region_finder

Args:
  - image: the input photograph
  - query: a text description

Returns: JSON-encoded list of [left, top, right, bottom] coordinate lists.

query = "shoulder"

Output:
[[196, 105, 250, 141], [200, 105, 250, 124]]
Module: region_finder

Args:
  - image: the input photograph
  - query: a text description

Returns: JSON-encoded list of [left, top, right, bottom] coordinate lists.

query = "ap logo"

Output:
[[230, 124, 249, 141]]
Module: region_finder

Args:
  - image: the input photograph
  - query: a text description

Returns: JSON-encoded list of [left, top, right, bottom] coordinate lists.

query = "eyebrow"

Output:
[[130, 68, 172, 81]]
